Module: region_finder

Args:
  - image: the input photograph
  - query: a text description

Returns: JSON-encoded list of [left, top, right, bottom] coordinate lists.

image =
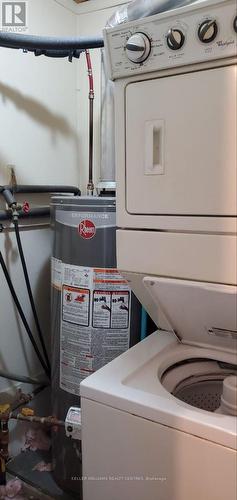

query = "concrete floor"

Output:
[[7, 475, 53, 500]]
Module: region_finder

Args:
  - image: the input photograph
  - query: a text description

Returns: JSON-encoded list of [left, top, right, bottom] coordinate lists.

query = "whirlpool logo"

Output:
[[0, 1, 28, 32]]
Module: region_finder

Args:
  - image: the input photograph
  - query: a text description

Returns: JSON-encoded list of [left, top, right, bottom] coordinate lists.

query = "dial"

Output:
[[166, 28, 185, 50], [234, 16, 237, 33], [125, 33, 151, 63], [198, 19, 218, 43]]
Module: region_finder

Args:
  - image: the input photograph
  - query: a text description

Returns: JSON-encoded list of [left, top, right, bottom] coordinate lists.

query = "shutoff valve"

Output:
[[65, 407, 81, 441]]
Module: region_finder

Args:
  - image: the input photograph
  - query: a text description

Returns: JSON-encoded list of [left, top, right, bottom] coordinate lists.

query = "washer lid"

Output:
[[143, 278, 237, 354]]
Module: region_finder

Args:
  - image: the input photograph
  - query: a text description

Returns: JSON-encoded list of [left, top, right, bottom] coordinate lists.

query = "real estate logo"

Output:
[[1, 1, 28, 31]]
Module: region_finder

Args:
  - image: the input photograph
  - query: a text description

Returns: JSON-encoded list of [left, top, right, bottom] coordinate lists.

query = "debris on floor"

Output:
[[32, 463, 53, 473], [22, 430, 51, 453], [7, 452, 76, 499], [0, 477, 24, 500]]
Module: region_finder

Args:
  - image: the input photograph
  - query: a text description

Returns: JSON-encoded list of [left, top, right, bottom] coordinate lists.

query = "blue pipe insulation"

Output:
[[140, 307, 148, 341]]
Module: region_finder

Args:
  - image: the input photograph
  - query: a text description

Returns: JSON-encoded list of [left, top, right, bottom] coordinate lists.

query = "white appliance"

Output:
[[80, 0, 237, 499]]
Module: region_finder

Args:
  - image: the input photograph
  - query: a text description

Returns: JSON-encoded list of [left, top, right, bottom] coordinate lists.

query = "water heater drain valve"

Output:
[[65, 407, 82, 440]]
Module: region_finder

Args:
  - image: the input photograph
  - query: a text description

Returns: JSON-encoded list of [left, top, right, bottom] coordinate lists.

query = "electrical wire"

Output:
[[13, 217, 51, 374], [0, 251, 50, 378]]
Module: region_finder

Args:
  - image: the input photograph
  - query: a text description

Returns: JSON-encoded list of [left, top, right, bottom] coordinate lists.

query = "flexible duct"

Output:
[[106, 0, 201, 27], [100, 51, 116, 186]]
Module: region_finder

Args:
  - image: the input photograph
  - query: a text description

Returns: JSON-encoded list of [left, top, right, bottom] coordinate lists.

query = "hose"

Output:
[[13, 217, 51, 374], [0, 252, 50, 378], [85, 50, 94, 94]]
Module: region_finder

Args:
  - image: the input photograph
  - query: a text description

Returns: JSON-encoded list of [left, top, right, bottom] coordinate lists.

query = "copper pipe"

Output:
[[85, 50, 95, 195], [0, 420, 9, 485], [9, 413, 65, 428]]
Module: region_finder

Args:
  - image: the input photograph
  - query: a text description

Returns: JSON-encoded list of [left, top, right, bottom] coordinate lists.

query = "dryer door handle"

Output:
[[144, 119, 165, 175]]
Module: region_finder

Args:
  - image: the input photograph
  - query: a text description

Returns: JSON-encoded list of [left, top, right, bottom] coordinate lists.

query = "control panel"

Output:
[[104, 0, 237, 80]]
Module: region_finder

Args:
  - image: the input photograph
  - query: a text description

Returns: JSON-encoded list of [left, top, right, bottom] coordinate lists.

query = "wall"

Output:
[[0, 0, 131, 458], [0, 0, 128, 393], [0, 0, 78, 393]]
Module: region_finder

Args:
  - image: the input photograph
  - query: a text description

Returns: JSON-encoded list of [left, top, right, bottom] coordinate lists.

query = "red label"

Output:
[[78, 219, 96, 239]]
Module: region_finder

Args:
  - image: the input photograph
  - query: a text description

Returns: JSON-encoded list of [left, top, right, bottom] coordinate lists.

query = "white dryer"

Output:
[[81, 0, 237, 499]]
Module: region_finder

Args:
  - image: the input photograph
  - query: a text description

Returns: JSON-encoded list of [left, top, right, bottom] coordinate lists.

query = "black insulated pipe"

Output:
[[0, 185, 80, 207], [0, 208, 50, 222], [13, 217, 51, 374], [0, 32, 104, 51], [0, 184, 80, 195], [0, 188, 16, 207], [12, 185, 80, 195], [0, 252, 50, 378], [34, 49, 83, 61]]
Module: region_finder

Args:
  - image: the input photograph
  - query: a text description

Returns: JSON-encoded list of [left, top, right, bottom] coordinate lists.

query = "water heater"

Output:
[[51, 196, 141, 494]]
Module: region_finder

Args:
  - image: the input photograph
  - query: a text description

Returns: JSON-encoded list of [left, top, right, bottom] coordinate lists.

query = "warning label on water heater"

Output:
[[62, 286, 90, 327], [59, 264, 131, 396]]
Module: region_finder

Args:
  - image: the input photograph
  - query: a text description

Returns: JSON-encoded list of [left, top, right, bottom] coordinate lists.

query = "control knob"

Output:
[[198, 19, 218, 43], [125, 33, 151, 63], [166, 28, 185, 50]]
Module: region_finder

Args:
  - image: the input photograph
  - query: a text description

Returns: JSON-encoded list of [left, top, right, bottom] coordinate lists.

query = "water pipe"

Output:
[[85, 50, 95, 196], [140, 307, 148, 341]]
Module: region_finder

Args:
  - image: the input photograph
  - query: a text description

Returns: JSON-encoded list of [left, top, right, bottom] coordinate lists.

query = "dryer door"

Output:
[[125, 65, 236, 216]]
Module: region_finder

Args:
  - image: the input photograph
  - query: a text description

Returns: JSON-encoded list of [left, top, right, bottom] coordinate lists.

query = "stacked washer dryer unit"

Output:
[[80, 1, 237, 500]]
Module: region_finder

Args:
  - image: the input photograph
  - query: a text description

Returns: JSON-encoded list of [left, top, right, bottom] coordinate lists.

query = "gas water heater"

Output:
[[51, 196, 141, 493]]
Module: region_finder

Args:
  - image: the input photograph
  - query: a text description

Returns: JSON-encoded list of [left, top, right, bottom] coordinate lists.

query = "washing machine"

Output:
[[80, 0, 237, 499], [81, 280, 237, 500]]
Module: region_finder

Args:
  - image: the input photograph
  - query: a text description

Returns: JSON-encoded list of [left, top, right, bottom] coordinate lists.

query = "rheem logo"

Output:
[[78, 220, 96, 240]]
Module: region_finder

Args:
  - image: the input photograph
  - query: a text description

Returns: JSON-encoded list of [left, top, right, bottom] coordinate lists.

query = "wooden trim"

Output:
[[75, 0, 131, 15], [52, 0, 78, 13]]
